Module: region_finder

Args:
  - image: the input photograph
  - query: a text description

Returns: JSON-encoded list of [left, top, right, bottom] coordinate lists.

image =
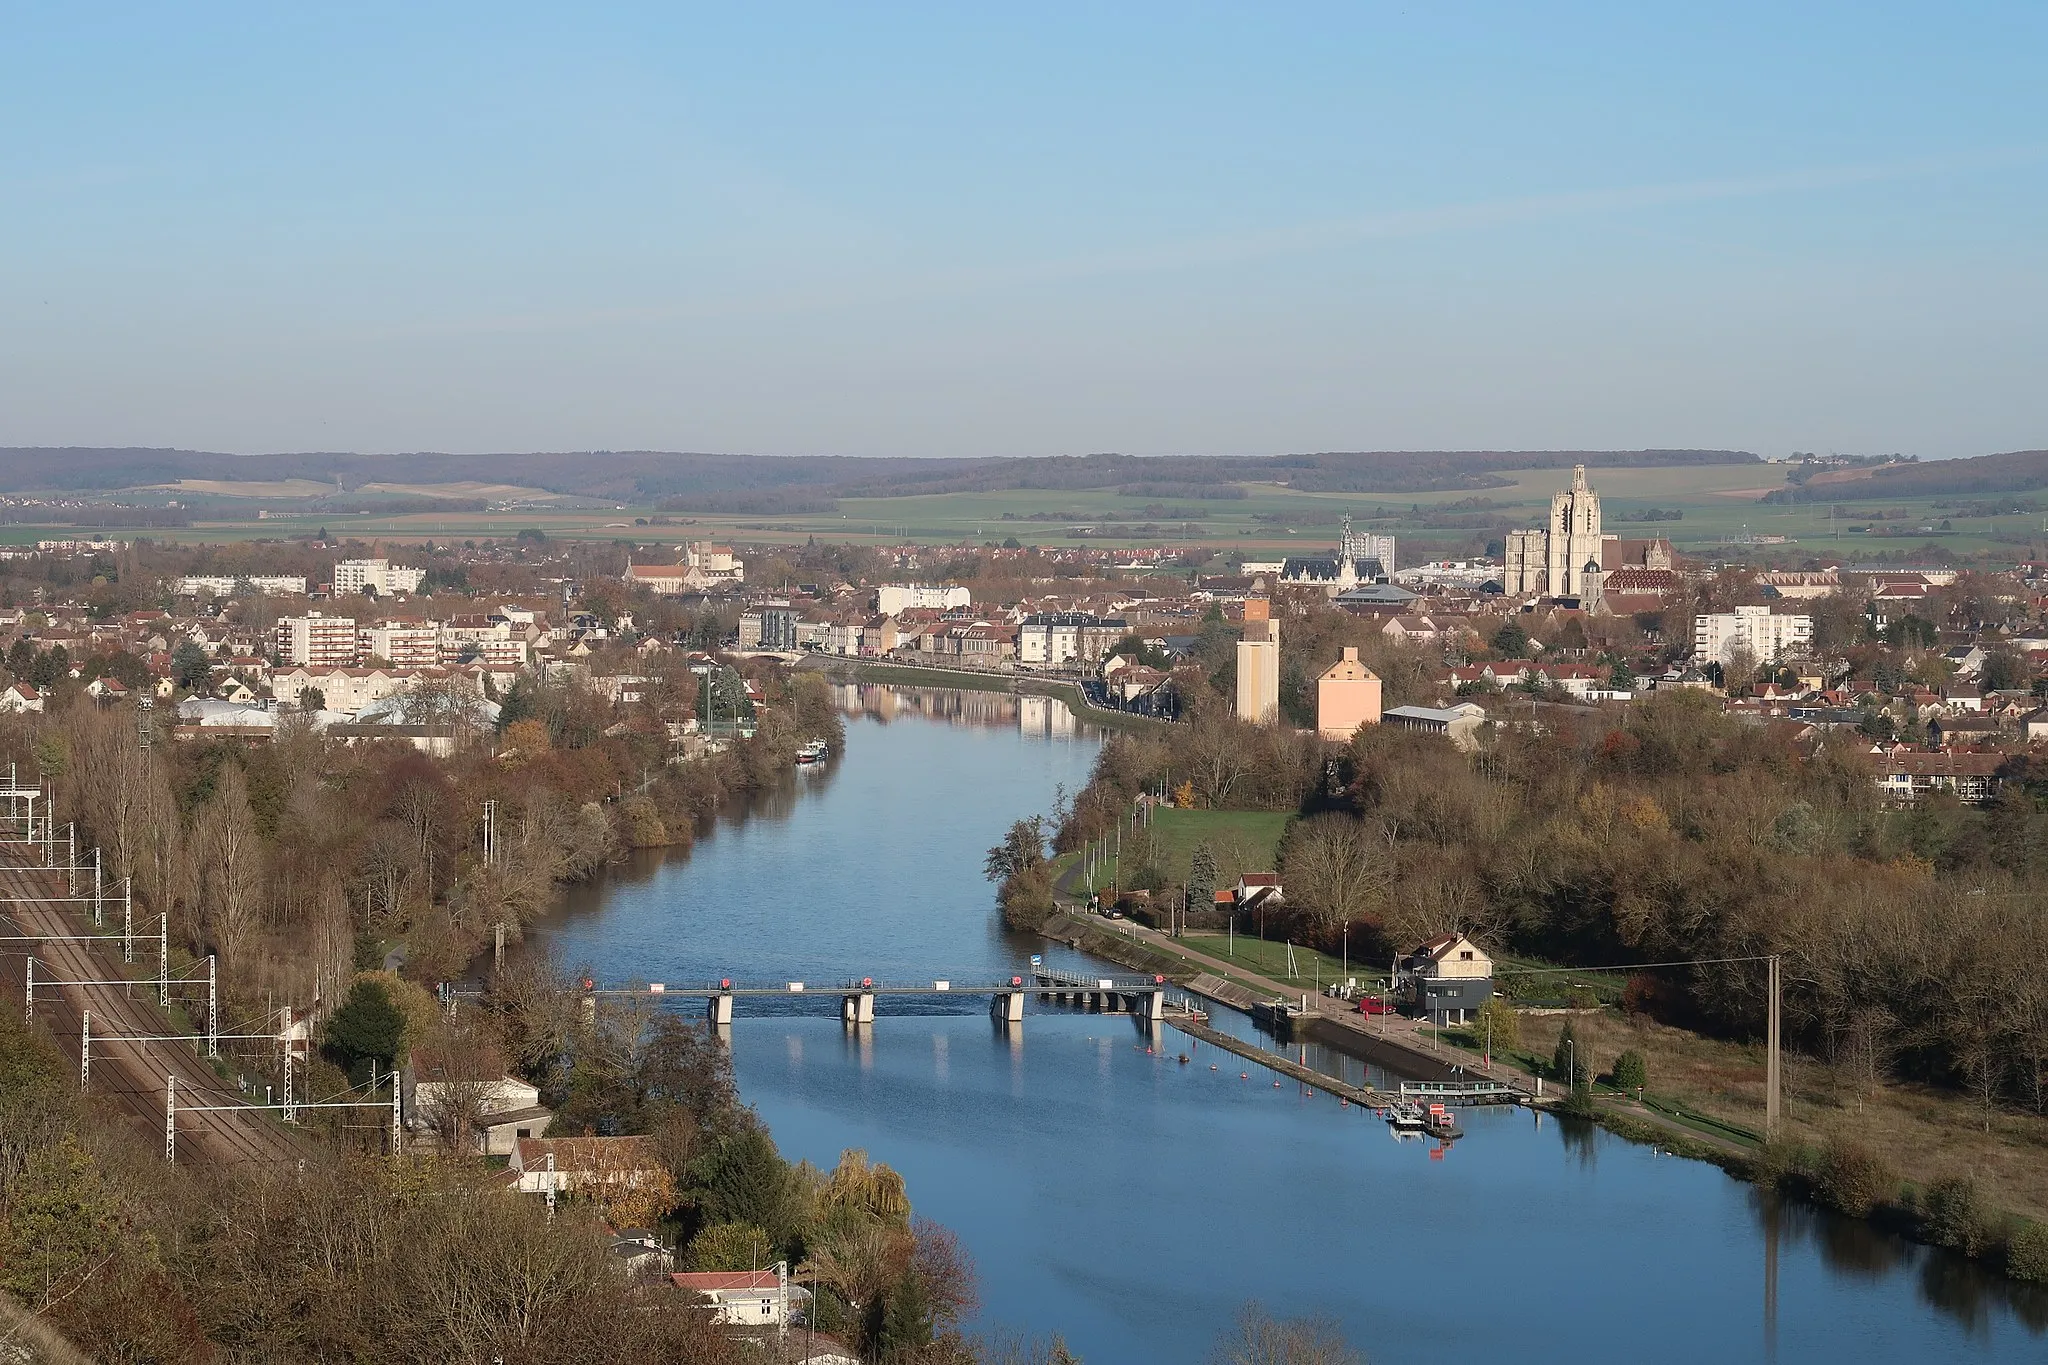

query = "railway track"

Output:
[[0, 856, 309, 1167]]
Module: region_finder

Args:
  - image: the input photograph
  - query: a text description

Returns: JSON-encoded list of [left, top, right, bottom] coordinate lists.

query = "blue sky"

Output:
[[1, 3, 2043, 459]]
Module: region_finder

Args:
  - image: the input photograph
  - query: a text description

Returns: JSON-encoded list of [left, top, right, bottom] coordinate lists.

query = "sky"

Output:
[[1, 3, 2045, 461]]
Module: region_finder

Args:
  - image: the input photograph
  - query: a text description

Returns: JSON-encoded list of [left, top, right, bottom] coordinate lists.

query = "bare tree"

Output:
[[1207, 1303, 1363, 1365]]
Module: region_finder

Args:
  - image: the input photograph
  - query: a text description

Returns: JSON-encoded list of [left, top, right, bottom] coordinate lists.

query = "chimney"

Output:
[[1244, 596, 1270, 623], [1342, 646, 1358, 662]]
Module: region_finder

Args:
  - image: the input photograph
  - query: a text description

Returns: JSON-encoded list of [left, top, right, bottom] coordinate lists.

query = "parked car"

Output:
[[1356, 996, 1391, 1016]]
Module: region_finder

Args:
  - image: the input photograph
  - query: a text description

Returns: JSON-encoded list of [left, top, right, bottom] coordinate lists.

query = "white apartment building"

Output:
[[273, 665, 410, 714], [438, 614, 529, 667], [273, 612, 360, 667], [175, 575, 309, 597], [332, 559, 427, 597], [1694, 605, 1813, 668], [1016, 613, 1128, 667], [359, 620, 441, 669], [877, 584, 971, 615]]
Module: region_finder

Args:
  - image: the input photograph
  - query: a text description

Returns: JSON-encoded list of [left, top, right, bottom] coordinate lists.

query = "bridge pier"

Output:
[[842, 991, 875, 1024], [990, 990, 1025, 1023], [1141, 989, 1165, 1021], [708, 993, 734, 1027]]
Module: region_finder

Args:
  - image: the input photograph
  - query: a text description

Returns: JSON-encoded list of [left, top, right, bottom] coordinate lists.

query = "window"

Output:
[[1459, 950, 1474, 960]]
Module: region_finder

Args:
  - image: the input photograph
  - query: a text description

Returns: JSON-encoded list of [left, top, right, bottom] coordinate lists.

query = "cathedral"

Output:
[[1503, 465, 1604, 598]]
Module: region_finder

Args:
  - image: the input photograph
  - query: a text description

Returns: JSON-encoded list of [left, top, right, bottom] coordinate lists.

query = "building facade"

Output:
[[1017, 612, 1127, 667], [1315, 646, 1383, 740], [1693, 605, 1813, 667], [332, 559, 426, 596], [877, 584, 971, 615], [1503, 465, 1604, 598], [175, 575, 308, 596], [274, 612, 359, 667], [1235, 597, 1281, 725]]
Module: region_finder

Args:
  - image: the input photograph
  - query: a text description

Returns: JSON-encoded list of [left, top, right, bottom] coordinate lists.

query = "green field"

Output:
[[11, 460, 2048, 560], [1068, 806, 1292, 895]]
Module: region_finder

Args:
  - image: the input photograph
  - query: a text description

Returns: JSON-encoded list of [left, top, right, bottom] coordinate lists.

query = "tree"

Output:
[[171, 639, 211, 690], [1187, 841, 1218, 919], [1276, 814, 1383, 930], [297, 685, 327, 711], [1207, 1303, 1362, 1365], [1611, 1050, 1647, 1093], [324, 976, 406, 1080], [687, 1221, 774, 1271], [983, 817, 1046, 883], [1490, 620, 1530, 659], [1476, 996, 1519, 1053], [1552, 1021, 1585, 1088]]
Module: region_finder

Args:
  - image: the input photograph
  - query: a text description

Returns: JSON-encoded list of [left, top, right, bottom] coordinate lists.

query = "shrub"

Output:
[[1565, 985, 1601, 1010], [1611, 1050, 1648, 1093], [1813, 1136, 1898, 1217], [2006, 1221, 2048, 1282], [621, 795, 669, 847], [1745, 1141, 1800, 1189], [1920, 1176, 1992, 1257]]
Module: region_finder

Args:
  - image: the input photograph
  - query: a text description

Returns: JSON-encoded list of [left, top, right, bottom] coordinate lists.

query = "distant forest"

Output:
[[0, 446, 1758, 506], [1763, 449, 2048, 503]]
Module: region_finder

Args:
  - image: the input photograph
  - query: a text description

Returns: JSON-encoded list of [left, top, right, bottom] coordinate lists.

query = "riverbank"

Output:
[[1038, 901, 2048, 1284]]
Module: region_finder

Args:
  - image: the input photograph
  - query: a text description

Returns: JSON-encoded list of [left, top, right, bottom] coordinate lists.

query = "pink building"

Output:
[[1316, 646, 1383, 741]]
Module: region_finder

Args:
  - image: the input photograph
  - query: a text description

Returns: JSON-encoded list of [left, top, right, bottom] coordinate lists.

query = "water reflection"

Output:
[[830, 681, 1103, 741]]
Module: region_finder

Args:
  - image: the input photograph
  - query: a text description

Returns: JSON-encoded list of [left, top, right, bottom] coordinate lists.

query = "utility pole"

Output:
[[281, 1008, 296, 1124], [545, 1152, 557, 1222], [80, 1009, 90, 1090], [1766, 954, 1783, 1139], [92, 847, 102, 927], [158, 912, 169, 1006], [165, 1073, 177, 1164], [23, 954, 33, 1024], [207, 955, 218, 1059], [123, 878, 133, 963], [66, 823, 75, 894], [494, 921, 506, 973], [391, 1067, 403, 1156]]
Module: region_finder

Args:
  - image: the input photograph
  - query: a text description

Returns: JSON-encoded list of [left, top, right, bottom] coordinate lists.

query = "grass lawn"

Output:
[[1145, 808, 1291, 885], [1178, 931, 1381, 994], [1066, 806, 1292, 895]]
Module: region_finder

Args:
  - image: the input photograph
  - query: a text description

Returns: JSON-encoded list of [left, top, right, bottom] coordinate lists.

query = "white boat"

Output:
[[1386, 1101, 1427, 1131], [794, 739, 830, 766]]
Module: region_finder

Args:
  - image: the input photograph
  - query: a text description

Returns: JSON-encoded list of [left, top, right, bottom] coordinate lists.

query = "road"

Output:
[[0, 855, 308, 1166]]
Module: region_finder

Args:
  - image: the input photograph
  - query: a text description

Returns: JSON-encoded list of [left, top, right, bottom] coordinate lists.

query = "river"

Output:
[[531, 684, 2047, 1363]]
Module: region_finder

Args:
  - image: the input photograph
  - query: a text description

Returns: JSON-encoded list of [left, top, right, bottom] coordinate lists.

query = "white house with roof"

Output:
[[669, 1266, 804, 1326]]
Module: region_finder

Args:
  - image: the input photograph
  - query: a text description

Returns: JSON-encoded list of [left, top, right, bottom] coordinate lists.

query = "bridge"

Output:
[[560, 967, 1194, 1026]]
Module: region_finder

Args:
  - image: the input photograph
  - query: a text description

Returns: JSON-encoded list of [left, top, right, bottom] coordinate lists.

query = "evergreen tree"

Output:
[[322, 977, 404, 1079], [1187, 841, 1218, 919]]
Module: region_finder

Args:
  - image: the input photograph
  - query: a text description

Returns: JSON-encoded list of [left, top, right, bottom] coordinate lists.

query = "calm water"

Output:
[[532, 685, 2047, 1363]]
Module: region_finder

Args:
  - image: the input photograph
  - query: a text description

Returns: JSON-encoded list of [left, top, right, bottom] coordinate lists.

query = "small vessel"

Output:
[[794, 739, 830, 766], [1421, 1104, 1460, 1140], [1386, 1101, 1427, 1131]]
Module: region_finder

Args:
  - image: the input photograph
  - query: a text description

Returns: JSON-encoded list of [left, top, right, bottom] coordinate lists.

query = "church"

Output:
[[1503, 465, 1605, 598]]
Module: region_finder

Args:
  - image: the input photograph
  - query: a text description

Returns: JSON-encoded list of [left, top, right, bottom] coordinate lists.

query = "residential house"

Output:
[[1403, 931, 1495, 1025], [509, 1136, 664, 1196], [1872, 749, 2003, 805], [669, 1266, 802, 1326], [406, 1048, 553, 1156], [0, 683, 43, 714]]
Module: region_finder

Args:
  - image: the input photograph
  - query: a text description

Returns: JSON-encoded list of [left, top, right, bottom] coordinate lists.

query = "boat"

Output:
[[1421, 1104, 1460, 1140], [1386, 1101, 1427, 1131], [794, 739, 830, 766]]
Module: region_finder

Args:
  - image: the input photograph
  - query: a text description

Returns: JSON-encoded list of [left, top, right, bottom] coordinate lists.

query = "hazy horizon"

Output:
[[3, 6, 2044, 461]]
